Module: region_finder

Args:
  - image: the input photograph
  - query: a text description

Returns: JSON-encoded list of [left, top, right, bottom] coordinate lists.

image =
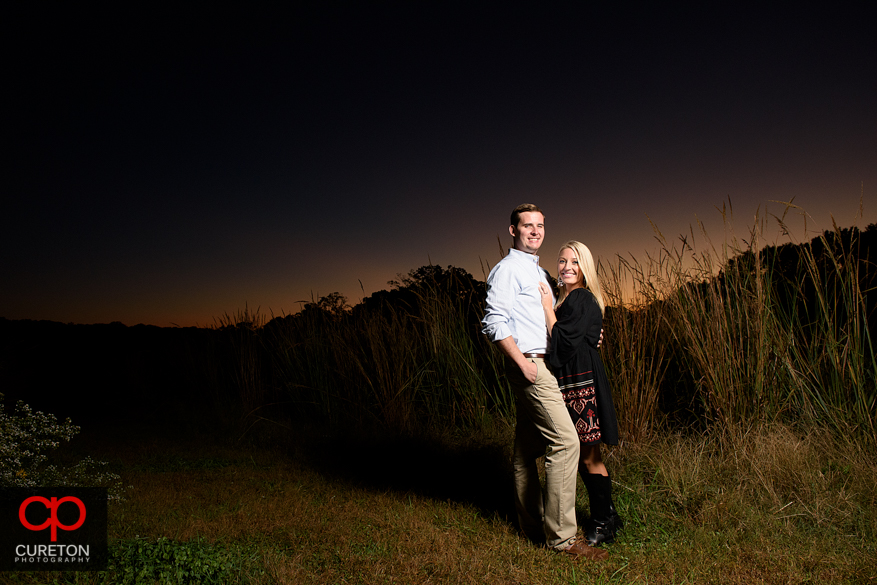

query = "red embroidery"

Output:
[[562, 383, 601, 444]]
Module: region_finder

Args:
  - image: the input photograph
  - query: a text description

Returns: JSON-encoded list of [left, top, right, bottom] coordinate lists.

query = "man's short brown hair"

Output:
[[510, 203, 545, 227]]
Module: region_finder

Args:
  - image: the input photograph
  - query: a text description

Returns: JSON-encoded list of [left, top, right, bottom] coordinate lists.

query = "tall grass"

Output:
[[197, 206, 874, 453], [596, 203, 875, 448], [647, 211, 794, 435], [600, 257, 669, 443], [215, 305, 268, 417], [776, 219, 877, 441], [204, 269, 514, 435]]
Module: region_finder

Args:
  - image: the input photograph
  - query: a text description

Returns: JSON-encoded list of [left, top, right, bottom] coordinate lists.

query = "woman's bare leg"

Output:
[[579, 444, 608, 476]]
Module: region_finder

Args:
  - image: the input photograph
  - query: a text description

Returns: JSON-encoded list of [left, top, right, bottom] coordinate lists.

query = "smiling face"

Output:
[[557, 247, 584, 291], [509, 211, 545, 254]]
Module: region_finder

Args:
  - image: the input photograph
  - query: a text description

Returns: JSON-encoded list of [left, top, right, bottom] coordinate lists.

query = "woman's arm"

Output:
[[538, 281, 557, 335]]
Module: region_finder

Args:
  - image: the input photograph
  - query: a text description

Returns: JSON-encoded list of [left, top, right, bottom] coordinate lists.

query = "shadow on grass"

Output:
[[67, 410, 524, 535], [296, 428, 519, 525]]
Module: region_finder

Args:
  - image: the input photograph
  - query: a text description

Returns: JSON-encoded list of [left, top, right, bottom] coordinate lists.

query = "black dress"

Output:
[[549, 288, 619, 446]]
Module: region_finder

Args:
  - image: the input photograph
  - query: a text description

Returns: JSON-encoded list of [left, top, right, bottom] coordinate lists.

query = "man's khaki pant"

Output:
[[509, 357, 580, 549]]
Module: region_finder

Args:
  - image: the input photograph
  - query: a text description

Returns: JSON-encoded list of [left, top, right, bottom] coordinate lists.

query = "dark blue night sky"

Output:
[[5, 4, 875, 326]]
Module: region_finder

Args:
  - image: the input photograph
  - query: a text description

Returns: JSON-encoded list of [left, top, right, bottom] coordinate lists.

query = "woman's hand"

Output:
[[538, 281, 553, 310], [538, 281, 557, 335]]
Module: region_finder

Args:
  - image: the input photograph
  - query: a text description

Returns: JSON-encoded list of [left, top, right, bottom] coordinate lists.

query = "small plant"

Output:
[[0, 393, 123, 500], [106, 537, 254, 585]]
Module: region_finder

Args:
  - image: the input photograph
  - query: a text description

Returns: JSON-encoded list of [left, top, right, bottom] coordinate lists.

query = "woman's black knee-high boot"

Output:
[[582, 473, 622, 546]]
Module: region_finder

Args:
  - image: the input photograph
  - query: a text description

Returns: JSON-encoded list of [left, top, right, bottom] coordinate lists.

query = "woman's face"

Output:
[[557, 247, 584, 290]]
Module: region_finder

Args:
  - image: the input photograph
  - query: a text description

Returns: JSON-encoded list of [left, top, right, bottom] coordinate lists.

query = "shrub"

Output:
[[0, 393, 123, 500], [106, 537, 254, 585]]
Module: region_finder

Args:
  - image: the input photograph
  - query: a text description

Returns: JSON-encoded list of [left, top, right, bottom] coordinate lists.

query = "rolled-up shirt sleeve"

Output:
[[481, 249, 552, 354], [481, 262, 518, 342]]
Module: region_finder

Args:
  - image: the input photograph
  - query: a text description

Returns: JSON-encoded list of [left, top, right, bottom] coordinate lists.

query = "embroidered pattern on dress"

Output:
[[559, 371, 601, 444]]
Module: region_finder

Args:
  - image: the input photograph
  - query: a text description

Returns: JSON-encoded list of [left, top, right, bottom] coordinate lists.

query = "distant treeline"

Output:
[[2, 223, 875, 445], [0, 319, 213, 424]]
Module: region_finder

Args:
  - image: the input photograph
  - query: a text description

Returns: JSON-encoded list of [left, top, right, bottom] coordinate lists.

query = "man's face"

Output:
[[509, 211, 545, 254]]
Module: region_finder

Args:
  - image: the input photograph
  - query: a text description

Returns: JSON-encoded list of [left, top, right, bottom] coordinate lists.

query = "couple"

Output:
[[481, 203, 622, 559]]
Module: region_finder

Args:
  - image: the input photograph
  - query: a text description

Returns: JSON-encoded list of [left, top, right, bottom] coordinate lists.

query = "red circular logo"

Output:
[[19, 496, 86, 542]]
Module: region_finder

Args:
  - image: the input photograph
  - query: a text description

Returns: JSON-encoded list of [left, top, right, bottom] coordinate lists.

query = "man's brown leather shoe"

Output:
[[560, 539, 609, 560]]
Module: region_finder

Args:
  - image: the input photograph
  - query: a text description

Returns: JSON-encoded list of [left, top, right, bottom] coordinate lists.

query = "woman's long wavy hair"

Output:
[[555, 240, 605, 315]]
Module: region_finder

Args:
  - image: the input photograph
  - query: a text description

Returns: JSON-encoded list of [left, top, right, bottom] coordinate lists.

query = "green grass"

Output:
[[2, 421, 874, 585], [3, 206, 874, 583]]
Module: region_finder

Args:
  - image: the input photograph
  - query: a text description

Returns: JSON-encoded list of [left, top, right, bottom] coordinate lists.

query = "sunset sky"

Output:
[[5, 4, 875, 327]]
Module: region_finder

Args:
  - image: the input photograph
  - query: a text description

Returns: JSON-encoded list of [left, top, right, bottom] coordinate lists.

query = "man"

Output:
[[482, 204, 593, 558]]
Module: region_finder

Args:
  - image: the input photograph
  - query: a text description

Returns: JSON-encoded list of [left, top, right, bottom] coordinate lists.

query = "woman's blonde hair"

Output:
[[555, 240, 605, 315]]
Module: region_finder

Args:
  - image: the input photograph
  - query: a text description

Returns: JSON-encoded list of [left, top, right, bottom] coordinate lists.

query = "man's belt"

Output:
[[523, 353, 547, 359]]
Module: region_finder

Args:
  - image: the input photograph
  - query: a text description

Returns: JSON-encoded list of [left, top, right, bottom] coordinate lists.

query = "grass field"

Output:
[[3, 417, 874, 585], [2, 212, 874, 583]]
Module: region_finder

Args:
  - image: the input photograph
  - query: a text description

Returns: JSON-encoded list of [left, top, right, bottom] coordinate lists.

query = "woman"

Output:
[[538, 240, 622, 546]]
